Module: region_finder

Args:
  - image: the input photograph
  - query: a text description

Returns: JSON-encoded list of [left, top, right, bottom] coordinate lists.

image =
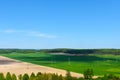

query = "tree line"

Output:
[[0, 70, 119, 80], [0, 48, 120, 55]]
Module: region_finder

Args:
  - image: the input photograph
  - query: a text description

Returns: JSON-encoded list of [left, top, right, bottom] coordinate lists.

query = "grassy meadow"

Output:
[[1, 53, 120, 76]]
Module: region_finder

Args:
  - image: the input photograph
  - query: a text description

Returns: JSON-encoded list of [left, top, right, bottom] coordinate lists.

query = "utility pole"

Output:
[[68, 57, 71, 65]]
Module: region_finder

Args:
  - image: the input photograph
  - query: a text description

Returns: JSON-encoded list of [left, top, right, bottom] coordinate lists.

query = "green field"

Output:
[[1, 53, 120, 76]]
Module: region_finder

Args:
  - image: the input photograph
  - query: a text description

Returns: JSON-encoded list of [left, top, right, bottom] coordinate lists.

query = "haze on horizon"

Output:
[[0, 0, 120, 49]]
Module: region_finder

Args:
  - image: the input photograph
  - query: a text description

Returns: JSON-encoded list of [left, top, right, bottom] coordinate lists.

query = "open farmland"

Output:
[[1, 53, 120, 76], [0, 56, 84, 78]]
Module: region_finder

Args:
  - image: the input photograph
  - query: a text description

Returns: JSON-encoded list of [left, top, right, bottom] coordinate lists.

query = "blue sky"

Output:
[[0, 0, 120, 49]]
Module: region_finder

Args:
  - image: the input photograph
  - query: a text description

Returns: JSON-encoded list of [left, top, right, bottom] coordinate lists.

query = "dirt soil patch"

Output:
[[0, 56, 84, 78]]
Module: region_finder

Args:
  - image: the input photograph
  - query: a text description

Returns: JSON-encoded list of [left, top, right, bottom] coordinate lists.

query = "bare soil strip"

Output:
[[0, 56, 84, 77]]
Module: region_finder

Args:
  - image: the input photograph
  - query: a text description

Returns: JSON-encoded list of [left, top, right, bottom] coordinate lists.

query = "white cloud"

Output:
[[0, 29, 17, 34], [29, 33, 56, 38], [0, 29, 57, 38], [27, 31, 56, 38]]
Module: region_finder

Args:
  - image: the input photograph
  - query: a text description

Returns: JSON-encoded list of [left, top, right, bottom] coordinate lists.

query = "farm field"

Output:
[[1, 53, 120, 76]]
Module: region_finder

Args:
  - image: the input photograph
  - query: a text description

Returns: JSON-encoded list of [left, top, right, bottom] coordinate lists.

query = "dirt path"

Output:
[[0, 56, 84, 78]]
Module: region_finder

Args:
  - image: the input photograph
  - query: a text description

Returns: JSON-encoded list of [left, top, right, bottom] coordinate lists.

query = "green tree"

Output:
[[18, 74, 22, 80], [6, 72, 12, 80], [29, 73, 36, 80], [23, 73, 29, 80], [41, 73, 49, 80], [0, 73, 5, 80], [36, 72, 42, 77], [58, 75, 63, 80], [12, 74, 17, 80], [65, 70, 72, 80], [84, 69, 94, 79]]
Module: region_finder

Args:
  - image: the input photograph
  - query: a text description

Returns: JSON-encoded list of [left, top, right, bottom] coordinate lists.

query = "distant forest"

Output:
[[0, 49, 120, 55]]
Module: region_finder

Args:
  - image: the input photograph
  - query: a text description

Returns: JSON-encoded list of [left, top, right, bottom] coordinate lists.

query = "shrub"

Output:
[[84, 69, 94, 79]]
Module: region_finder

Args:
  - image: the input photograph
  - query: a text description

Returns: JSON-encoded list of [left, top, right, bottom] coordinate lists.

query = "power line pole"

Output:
[[68, 57, 71, 65]]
